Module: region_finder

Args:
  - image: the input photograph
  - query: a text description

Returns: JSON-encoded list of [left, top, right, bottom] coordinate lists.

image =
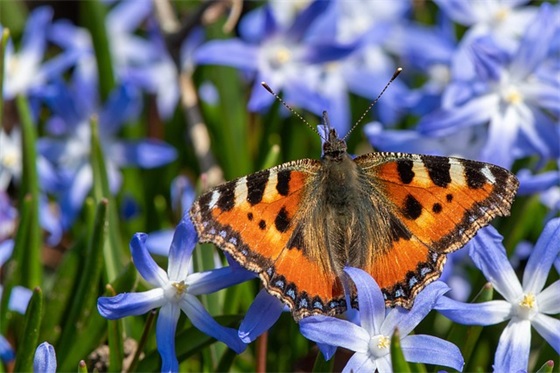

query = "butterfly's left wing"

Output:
[[355, 152, 519, 308], [190, 160, 346, 320]]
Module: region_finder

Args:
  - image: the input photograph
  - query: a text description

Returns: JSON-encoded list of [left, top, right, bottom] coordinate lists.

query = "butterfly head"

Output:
[[320, 111, 348, 160]]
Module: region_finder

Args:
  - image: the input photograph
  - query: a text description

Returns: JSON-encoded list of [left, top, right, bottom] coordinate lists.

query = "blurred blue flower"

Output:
[[517, 167, 560, 220], [417, 4, 559, 168], [146, 176, 196, 256], [33, 342, 57, 373], [0, 127, 22, 190], [0, 241, 33, 362], [106, 0, 179, 119], [38, 80, 177, 228], [299, 267, 464, 372], [436, 219, 560, 372], [97, 218, 251, 372], [194, 1, 354, 124], [0, 128, 62, 245], [1, 7, 81, 101], [435, 0, 539, 82], [0, 192, 16, 242]]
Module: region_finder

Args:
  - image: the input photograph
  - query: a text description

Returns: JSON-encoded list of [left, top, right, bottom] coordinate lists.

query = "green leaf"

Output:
[[0, 28, 10, 125], [391, 328, 411, 373], [57, 199, 108, 370], [441, 283, 494, 372], [14, 287, 43, 372], [312, 350, 333, 372], [90, 118, 124, 282], [79, 0, 114, 101], [535, 359, 555, 373], [15, 95, 42, 287]]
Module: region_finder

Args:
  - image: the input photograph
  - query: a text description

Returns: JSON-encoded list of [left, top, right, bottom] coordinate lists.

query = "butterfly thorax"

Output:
[[307, 135, 382, 274]]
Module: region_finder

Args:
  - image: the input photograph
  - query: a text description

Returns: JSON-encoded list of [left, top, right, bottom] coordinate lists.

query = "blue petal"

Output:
[[517, 170, 560, 195], [194, 40, 258, 71], [181, 295, 246, 353], [167, 220, 198, 281], [157, 303, 181, 373], [187, 267, 254, 295], [299, 315, 369, 353], [435, 297, 511, 326], [417, 94, 498, 136], [0, 335, 14, 362], [97, 288, 165, 319], [33, 342, 57, 373], [433, 0, 477, 25], [401, 335, 464, 371], [494, 319, 531, 373], [344, 267, 385, 335], [145, 229, 174, 256], [0, 239, 14, 267], [130, 233, 169, 287], [98, 84, 142, 134], [342, 352, 377, 373], [382, 281, 450, 336], [468, 227, 523, 301], [510, 3, 556, 79], [286, 0, 330, 40], [531, 313, 560, 354], [8, 286, 32, 315], [522, 218, 560, 293], [110, 140, 177, 168], [537, 280, 560, 314], [239, 289, 284, 343]]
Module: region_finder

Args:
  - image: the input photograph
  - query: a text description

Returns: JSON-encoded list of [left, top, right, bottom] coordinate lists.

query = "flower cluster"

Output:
[[1, 1, 558, 372]]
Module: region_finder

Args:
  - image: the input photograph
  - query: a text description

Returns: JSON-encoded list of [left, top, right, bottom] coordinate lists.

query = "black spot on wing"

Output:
[[421, 155, 451, 187], [389, 215, 412, 241], [403, 194, 422, 220], [432, 203, 442, 213], [446, 194, 453, 202], [463, 160, 486, 189], [276, 170, 291, 196], [246, 170, 269, 205], [216, 183, 235, 211], [275, 206, 290, 232], [397, 159, 414, 184], [258, 220, 266, 230]]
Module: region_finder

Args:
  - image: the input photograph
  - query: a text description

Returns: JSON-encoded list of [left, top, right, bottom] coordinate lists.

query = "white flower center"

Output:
[[368, 335, 390, 359], [502, 86, 523, 104], [267, 44, 292, 70], [164, 281, 188, 302], [515, 293, 538, 320], [494, 7, 509, 23], [1, 148, 20, 170]]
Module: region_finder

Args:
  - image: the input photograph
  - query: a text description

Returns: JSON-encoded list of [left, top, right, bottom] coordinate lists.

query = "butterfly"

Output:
[[189, 81, 519, 321]]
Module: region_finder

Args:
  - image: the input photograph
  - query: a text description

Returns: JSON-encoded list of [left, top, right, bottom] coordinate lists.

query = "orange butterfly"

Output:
[[189, 77, 519, 321]]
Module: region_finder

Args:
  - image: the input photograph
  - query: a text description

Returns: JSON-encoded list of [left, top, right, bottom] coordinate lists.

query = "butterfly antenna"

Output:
[[261, 82, 323, 138], [343, 67, 403, 141]]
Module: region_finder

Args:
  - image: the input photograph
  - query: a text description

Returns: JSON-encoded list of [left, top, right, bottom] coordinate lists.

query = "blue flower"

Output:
[[105, 0, 179, 119], [435, 219, 560, 372], [194, 2, 353, 122], [0, 241, 33, 362], [33, 342, 57, 373], [97, 218, 251, 372], [299, 267, 464, 372], [2, 7, 80, 101], [38, 80, 177, 228], [417, 4, 559, 168]]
